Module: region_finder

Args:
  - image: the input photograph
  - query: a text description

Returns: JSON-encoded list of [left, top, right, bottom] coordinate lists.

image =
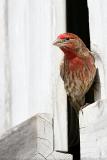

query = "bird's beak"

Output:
[[53, 39, 64, 47]]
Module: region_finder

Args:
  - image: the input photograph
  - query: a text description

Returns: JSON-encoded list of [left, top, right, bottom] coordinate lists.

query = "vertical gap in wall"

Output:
[[66, 0, 90, 159]]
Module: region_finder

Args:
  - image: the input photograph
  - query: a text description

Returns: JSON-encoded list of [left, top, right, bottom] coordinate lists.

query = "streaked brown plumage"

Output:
[[53, 33, 96, 114]]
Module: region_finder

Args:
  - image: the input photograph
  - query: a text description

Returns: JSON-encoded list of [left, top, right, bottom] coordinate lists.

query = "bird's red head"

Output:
[[53, 33, 80, 48], [57, 33, 79, 40], [53, 33, 88, 58]]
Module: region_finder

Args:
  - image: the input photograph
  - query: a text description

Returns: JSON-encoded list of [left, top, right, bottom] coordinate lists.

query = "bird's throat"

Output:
[[61, 47, 87, 71], [61, 47, 77, 60]]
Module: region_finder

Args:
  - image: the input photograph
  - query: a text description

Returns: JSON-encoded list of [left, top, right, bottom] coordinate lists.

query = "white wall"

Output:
[[0, 0, 12, 135], [87, 0, 107, 97], [0, 0, 66, 134]]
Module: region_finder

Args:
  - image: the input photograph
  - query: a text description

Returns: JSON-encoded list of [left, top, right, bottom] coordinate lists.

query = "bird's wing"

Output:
[[91, 51, 105, 100], [60, 59, 65, 81]]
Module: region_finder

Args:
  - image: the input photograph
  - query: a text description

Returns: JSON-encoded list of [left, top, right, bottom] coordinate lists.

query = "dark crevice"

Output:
[[66, 0, 90, 49], [66, 0, 90, 160]]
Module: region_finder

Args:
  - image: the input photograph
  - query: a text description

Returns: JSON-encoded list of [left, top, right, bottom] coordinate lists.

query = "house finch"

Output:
[[53, 33, 96, 114]]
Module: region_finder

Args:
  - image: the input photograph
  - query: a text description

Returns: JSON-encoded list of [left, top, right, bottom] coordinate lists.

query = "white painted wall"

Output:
[[87, 0, 107, 97], [0, 0, 12, 135], [0, 0, 66, 135]]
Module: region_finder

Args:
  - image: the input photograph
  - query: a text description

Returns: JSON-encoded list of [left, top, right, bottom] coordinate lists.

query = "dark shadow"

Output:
[[66, 0, 91, 159], [66, 0, 90, 49], [67, 96, 80, 160]]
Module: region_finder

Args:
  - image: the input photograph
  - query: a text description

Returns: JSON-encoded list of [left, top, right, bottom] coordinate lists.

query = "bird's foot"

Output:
[[80, 107, 84, 115], [80, 103, 89, 115]]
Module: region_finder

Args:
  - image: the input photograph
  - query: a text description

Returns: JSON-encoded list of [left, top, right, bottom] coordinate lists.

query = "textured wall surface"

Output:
[[8, 0, 67, 153], [0, 0, 68, 154], [0, 113, 72, 160], [0, 1, 67, 150], [87, 0, 107, 96], [80, 99, 107, 160], [0, 0, 12, 136]]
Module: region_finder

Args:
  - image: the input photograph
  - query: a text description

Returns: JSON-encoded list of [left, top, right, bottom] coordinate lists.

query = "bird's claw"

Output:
[[80, 103, 89, 115]]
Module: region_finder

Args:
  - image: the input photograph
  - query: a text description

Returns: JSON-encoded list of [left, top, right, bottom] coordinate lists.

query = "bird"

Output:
[[53, 33, 96, 114]]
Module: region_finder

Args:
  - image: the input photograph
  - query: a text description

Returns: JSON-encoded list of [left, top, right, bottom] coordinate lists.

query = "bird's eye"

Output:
[[65, 38, 69, 41]]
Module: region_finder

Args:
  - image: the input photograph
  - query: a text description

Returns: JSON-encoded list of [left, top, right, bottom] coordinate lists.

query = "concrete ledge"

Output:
[[0, 113, 72, 160], [80, 99, 107, 159]]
